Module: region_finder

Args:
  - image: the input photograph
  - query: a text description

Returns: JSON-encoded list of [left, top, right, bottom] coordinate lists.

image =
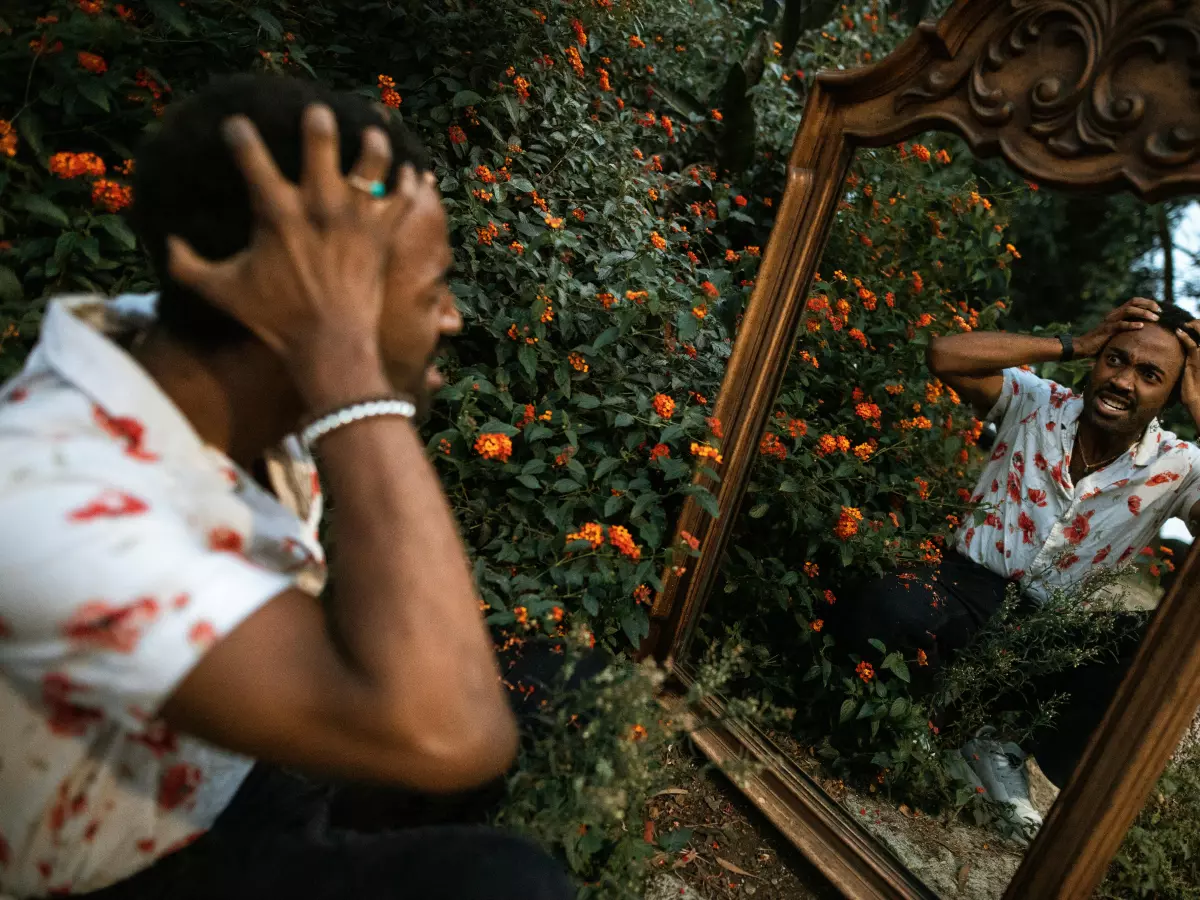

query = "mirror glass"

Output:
[[689, 132, 1200, 897]]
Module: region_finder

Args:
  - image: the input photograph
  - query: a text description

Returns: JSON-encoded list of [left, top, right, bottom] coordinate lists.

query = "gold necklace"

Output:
[[1076, 438, 1129, 473]]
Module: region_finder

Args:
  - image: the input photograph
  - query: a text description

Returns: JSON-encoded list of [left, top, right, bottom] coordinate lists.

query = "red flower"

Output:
[[188, 620, 217, 650], [42, 673, 104, 736], [1018, 511, 1036, 544], [131, 720, 179, 757], [1146, 471, 1181, 487], [93, 405, 157, 461], [207, 527, 245, 554], [1056, 553, 1081, 570], [63, 598, 159, 653], [77, 51, 107, 74], [699, 280, 719, 298], [990, 442, 1008, 461], [69, 491, 149, 522], [1034, 453, 1049, 471], [158, 763, 203, 812], [1128, 495, 1142, 516], [1026, 488, 1047, 507], [734, 195, 747, 207], [1064, 510, 1094, 545], [1006, 472, 1022, 502], [1092, 545, 1111, 564]]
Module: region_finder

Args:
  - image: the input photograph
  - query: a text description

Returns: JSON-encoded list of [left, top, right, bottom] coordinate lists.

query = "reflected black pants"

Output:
[[826, 551, 1147, 787], [77, 644, 607, 900]]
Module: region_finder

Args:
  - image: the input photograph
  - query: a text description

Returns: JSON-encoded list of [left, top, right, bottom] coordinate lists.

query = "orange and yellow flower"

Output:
[[91, 179, 132, 212], [609, 525, 642, 560], [651, 393, 675, 419], [77, 51, 107, 74], [834, 506, 863, 540], [566, 522, 604, 548]]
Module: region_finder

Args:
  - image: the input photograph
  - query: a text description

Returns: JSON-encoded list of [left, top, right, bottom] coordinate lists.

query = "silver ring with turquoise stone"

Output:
[[347, 175, 387, 198]]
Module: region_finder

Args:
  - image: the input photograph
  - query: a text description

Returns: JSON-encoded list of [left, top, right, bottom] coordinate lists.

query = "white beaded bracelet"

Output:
[[300, 398, 417, 451]]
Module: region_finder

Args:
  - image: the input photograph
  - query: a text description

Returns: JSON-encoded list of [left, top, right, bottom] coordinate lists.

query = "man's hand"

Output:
[[1174, 320, 1200, 417], [1075, 297, 1161, 358], [165, 105, 423, 408]]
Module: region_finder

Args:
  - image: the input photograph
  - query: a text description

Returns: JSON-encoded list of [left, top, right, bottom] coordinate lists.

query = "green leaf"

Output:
[[683, 485, 721, 519], [621, 608, 649, 645], [657, 827, 693, 854], [574, 394, 600, 409], [452, 90, 484, 108], [247, 7, 283, 38], [517, 344, 537, 380], [631, 492, 657, 519], [97, 215, 137, 251], [554, 479, 581, 493], [0, 266, 22, 303], [592, 326, 620, 350], [614, 412, 634, 427], [604, 493, 623, 517], [882, 653, 912, 683], [594, 457, 620, 480], [516, 474, 541, 489], [509, 176, 535, 193], [889, 698, 910, 719], [23, 195, 69, 227], [145, 0, 192, 34], [749, 503, 769, 518], [522, 459, 547, 476], [839, 698, 858, 724], [868, 639, 887, 654], [77, 80, 109, 112]]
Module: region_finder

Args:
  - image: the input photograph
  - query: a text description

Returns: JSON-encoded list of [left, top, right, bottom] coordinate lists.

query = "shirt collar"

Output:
[[33, 294, 211, 464], [1061, 392, 1162, 468]]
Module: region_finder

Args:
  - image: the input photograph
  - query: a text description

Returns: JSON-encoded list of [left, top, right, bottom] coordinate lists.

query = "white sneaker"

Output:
[[961, 735, 1043, 838]]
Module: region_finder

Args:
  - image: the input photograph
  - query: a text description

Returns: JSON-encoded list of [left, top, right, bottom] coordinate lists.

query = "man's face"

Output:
[[377, 181, 461, 419], [1083, 326, 1185, 435]]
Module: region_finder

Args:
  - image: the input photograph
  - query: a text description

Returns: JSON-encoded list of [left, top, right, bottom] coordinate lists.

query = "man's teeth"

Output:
[[1099, 394, 1130, 412]]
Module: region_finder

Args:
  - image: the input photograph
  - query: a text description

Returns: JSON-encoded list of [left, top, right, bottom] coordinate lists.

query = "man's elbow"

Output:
[[387, 706, 519, 792], [926, 338, 947, 376]]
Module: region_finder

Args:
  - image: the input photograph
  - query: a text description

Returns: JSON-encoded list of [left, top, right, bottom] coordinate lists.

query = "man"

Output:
[[0, 75, 571, 899], [834, 297, 1200, 833]]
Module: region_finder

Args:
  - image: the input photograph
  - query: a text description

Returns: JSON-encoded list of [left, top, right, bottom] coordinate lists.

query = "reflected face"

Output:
[[378, 182, 461, 419], [1082, 327, 1184, 437]]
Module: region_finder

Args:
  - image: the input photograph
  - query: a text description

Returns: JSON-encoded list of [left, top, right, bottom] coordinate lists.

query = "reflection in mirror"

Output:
[[691, 132, 1200, 898]]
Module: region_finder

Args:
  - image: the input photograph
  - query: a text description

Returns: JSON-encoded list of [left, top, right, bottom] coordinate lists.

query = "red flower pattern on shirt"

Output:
[[42, 673, 104, 736], [1056, 553, 1080, 570], [1093, 545, 1111, 564], [62, 598, 159, 654], [1064, 510, 1094, 545], [1146, 471, 1181, 487], [1128, 495, 1142, 516], [68, 491, 149, 522], [187, 620, 217, 650], [207, 527, 244, 554], [1026, 488, 1047, 507], [990, 442, 1008, 461], [92, 406, 158, 462], [157, 764, 203, 812], [1034, 452, 1049, 471], [1011, 451, 1025, 475], [131, 720, 179, 758], [1018, 512, 1036, 544], [1006, 472, 1022, 502]]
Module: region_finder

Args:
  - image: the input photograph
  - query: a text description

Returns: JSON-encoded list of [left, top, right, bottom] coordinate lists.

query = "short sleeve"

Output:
[[0, 475, 292, 734], [1171, 447, 1200, 522], [986, 367, 1054, 436]]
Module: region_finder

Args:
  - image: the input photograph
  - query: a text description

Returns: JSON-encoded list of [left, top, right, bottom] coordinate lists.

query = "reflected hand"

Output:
[[1174, 320, 1200, 419], [1075, 297, 1161, 358]]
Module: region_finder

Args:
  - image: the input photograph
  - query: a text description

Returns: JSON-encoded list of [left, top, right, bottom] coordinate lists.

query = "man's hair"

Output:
[[129, 74, 431, 351], [1100, 302, 1200, 407]]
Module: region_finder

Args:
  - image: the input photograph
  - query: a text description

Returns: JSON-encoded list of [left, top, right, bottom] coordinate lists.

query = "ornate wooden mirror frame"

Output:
[[641, 1, 1200, 897]]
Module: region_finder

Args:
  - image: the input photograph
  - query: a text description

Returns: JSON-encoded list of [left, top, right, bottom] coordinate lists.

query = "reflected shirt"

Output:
[[954, 367, 1200, 603]]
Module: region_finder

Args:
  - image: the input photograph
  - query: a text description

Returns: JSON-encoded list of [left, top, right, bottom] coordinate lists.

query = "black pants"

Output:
[[826, 551, 1147, 787], [78, 642, 605, 900]]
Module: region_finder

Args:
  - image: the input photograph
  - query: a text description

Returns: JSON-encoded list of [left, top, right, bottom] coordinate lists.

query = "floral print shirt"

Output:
[[955, 367, 1200, 603], [0, 295, 325, 897]]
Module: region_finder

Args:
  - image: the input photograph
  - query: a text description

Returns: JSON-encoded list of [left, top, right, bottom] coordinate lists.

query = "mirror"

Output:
[[686, 127, 1199, 897]]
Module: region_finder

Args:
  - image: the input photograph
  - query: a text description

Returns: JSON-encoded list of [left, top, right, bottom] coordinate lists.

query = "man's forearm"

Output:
[[298, 351, 516, 776], [927, 331, 1066, 378]]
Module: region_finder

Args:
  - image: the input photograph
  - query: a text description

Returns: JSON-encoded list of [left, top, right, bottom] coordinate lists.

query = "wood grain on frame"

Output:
[[646, 1, 1200, 897]]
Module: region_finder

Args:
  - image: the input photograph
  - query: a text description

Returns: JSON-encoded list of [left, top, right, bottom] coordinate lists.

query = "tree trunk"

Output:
[[1158, 204, 1176, 305]]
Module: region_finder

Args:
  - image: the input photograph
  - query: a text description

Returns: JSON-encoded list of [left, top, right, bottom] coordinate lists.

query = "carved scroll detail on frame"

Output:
[[888, 0, 1200, 195]]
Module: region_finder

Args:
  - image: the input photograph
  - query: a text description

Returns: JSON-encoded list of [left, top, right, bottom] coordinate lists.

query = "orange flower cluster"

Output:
[[787, 418, 807, 438], [911, 271, 925, 293], [898, 416, 933, 431], [814, 434, 837, 457], [597, 68, 612, 92], [705, 416, 723, 438], [911, 144, 931, 163], [734, 195, 747, 207], [567, 522, 604, 548], [919, 539, 941, 564], [78, 0, 103, 14], [629, 724, 649, 742], [834, 506, 863, 540], [572, 207, 585, 222], [531, 7, 547, 22], [597, 292, 616, 309], [377, 74, 402, 108], [603, 525, 640, 561], [448, 125, 467, 145], [571, 18, 588, 45], [472, 189, 493, 202], [651, 393, 675, 419], [925, 380, 943, 404], [518, 404, 536, 428], [30, 37, 65, 55], [885, 383, 904, 396], [797, 350, 819, 369], [699, 280, 719, 298], [856, 660, 875, 683], [628, 34, 646, 48], [854, 402, 881, 427], [0, 120, 17, 158], [649, 443, 670, 461], [649, 231, 667, 250], [823, 589, 837, 605], [916, 649, 929, 667], [634, 584, 653, 605], [475, 165, 497, 184], [50, 151, 105, 179], [509, 241, 524, 255], [567, 352, 589, 373], [690, 442, 723, 465], [513, 76, 531, 103], [507, 323, 537, 344], [438, 438, 452, 455], [625, 290, 648, 304], [77, 51, 107, 74], [474, 432, 513, 462], [914, 477, 931, 500], [680, 530, 700, 551], [115, 3, 134, 20], [691, 303, 707, 319], [853, 442, 875, 461], [92, 179, 132, 212], [759, 433, 786, 461], [857, 286, 877, 310], [544, 215, 564, 229], [914, 312, 934, 328], [476, 222, 501, 245], [564, 46, 585, 77], [802, 562, 819, 578], [935, 149, 951, 164], [810, 619, 824, 632], [848, 327, 868, 349]]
